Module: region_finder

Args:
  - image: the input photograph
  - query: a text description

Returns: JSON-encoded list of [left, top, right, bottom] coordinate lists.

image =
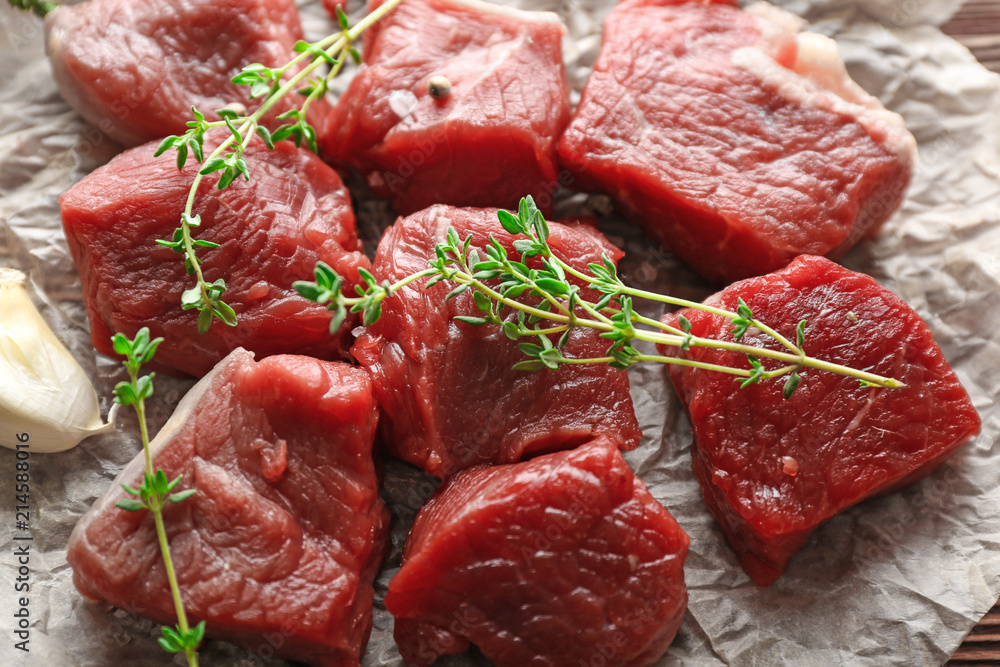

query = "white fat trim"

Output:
[[433, 207, 455, 242], [731, 32, 917, 169], [75, 348, 254, 528]]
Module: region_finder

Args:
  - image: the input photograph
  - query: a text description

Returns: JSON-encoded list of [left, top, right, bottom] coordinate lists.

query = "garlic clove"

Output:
[[0, 268, 116, 452]]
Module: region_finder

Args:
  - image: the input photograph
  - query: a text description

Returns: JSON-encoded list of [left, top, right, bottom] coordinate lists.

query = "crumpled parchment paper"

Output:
[[2, 0, 999, 665]]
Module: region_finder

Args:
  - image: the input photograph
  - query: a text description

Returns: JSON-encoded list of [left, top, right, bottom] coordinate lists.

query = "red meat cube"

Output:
[[322, 0, 571, 214], [350, 205, 642, 479], [45, 0, 330, 148], [386, 436, 689, 667], [60, 137, 368, 377], [558, 0, 916, 285], [658, 255, 981, 586], [67, 350, 389, 667]]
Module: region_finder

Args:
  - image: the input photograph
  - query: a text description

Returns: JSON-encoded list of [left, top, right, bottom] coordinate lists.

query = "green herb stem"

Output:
[[129, 383, 196, 667], [436, 248, 850, 383], [552, 254, 800, 353], [530, 351, 795, 378], [296, 196, 905, 395], [112, 329, 202, 665], [131, 388, 154, 493], [150, 508, 197, 667], [455, 273, 576, 325], [214, 0, 403, 157], [205, 0, 404, 158], [631, 354, 799, 380], [576, 297, 615, 326], [643, 333, 900, 387], [633, 311, 685, 337], [519, 325, 571, 337], [454, 246, 574, 319]]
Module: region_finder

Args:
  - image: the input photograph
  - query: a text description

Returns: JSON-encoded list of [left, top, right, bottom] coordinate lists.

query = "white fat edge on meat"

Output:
[[737, 2, 918, 171], [432, 206, 457, 244], [71, 348, 255, 535]]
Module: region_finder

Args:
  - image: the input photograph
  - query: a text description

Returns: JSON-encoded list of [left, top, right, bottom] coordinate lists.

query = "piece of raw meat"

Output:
[[45, 0, 330, 148], [321, 0, 571, 214], [558, 0, 917, 285], [386, 436, 689, 667], [350, 205, 642, 479], [658, 255, 981, 586], [67, 350, 389, 667], [60, 136, 368, 377]]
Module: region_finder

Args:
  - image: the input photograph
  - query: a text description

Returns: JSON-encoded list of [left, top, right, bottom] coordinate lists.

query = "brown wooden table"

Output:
[[950, 606, 1000, 666], [941, 3, 1000, 664], [943, 0, 1000, 73]]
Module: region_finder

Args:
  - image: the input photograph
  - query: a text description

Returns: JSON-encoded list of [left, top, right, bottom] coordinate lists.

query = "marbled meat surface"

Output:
[[322, 0, 571, 214], [659, 255, 980, 586], [386, 436, 689, 667], [45, 0, 331, 147]]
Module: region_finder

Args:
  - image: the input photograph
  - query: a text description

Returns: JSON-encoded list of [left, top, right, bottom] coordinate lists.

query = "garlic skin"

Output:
[[0, 268, 116, 452]]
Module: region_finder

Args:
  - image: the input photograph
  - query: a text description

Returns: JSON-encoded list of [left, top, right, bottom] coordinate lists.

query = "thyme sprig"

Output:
[[154, 0, 402, 334], [297, 197, 904, 396], [111, 328, 204, 666]]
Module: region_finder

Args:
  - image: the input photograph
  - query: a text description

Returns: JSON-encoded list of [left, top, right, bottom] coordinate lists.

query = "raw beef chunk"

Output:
[[558, 0, 917, 285], [60, 137, 368, 377], [67, 350, 389, 667], [386, 437, 689, 667], [322, 0, 571, 214], [45, 0, 330, 147], [351, 205, 642, 479], [658, 255, 981, 586]]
